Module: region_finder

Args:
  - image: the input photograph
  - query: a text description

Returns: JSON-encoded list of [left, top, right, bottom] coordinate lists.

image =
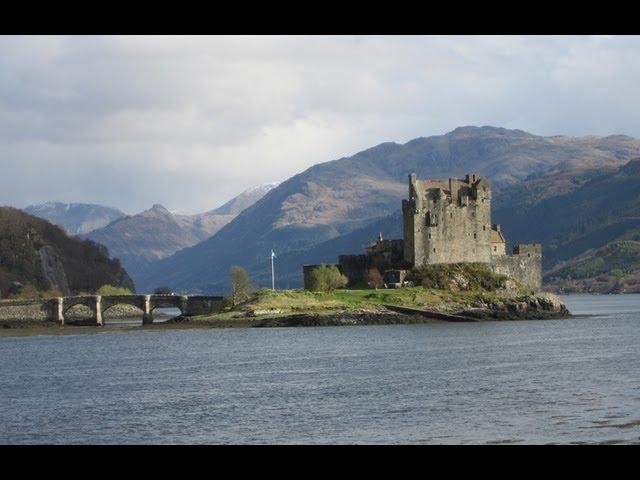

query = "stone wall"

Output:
[[0, 299, 52, 321], [490, 246, 543, 292], [183, 296, 225, 316], [337, 256, 371, 287]]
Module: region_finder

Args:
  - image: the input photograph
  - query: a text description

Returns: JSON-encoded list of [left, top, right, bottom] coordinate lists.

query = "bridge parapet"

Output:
[[149, 295, 187, 312], [1, 294, 225, 326], [183, 296, 225, 316]]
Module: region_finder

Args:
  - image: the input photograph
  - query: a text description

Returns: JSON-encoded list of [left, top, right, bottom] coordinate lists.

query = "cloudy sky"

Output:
[[2, 35, 640, 214]]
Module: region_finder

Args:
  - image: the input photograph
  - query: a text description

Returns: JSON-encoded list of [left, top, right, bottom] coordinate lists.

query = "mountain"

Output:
[[24, 202, 126, 235], [0, 207, 134, 297], [494, 158, 640, 265], [84, 183, 278, 282], [491, 158, 640, 292], [136, 126, 640, 293], [212, 182, 280, 215]]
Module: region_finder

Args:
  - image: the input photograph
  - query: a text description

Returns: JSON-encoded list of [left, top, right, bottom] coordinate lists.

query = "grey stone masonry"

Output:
[[0, 294, 226, 325], [403, 173, 493, 267], [402, 172, 543, 291]]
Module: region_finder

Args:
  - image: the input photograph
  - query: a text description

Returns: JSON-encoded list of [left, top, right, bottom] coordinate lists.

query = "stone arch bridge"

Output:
[[51, 295, 224, 325]]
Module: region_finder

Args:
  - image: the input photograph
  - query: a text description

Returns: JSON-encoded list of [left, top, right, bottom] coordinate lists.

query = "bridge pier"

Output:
[[180, 295, 189, 315], [95, 296, 103, 326], [52, 297, 64, 325], [142, 294, 154, 325]]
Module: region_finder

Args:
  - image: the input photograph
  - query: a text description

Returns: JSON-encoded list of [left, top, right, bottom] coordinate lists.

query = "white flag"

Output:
[[271, 249, 276, 259]]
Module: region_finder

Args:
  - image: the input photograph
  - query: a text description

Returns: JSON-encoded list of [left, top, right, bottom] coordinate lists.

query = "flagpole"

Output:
[[271, 250, 275, 290]]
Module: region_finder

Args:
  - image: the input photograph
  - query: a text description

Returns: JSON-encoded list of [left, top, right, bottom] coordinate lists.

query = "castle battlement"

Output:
[[513, 244, 542, 256]]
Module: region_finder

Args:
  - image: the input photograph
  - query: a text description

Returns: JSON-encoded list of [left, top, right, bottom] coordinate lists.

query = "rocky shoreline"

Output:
[[459, 292, 571, 321], [165, 293, 571, 328], [0, 291, 572, 335]]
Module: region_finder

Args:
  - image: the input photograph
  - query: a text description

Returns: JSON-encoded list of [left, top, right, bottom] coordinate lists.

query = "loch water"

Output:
[[0, 294, 639, 444]]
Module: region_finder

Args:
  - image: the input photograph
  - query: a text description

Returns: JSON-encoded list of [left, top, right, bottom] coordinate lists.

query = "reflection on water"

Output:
[[0, 295, 639, 444], [103, 307, 181, 327]]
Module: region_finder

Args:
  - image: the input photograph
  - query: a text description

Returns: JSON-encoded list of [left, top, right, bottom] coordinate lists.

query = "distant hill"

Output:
[[84, 183, 278, 283], [135, 126, 640, 293], [24, 202, 126, 235], [491, 158, 640, 293], [494, 158, 640, 265], [0, 207, 134, 297], [545, 238, 640, 293]]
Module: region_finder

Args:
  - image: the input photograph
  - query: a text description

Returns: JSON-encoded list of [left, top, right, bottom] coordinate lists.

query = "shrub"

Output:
[[5, 283, 38, 299], [96, 284, 133, 296], [417, 263, 509, 291], [418, 266, 451, 290], [307, 264, 348, 292]]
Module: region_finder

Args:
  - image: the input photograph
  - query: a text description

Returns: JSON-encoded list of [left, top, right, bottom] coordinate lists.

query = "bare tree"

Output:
[[363, 268, 384, 289], [230, 266, 252, 306]]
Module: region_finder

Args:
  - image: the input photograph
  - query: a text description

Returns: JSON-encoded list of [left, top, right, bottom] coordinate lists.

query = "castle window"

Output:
[[483, 225, 486, 231], [474, 233, 477, 239], [426, 211, 436, 227], [433, 248, 436, 253], [428, 234, 431, 239], [494, 246, 497, 252]]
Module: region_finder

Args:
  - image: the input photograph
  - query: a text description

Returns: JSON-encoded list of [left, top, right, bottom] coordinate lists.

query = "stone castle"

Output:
[[304, 172, 542, 291]]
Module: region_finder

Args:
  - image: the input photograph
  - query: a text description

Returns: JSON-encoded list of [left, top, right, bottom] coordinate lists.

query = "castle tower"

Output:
[[402, 172, 493, 267]]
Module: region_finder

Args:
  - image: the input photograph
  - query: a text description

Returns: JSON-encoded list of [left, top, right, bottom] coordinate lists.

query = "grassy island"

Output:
[[161, 263, 571, 330], [0, 263, 571, 336]]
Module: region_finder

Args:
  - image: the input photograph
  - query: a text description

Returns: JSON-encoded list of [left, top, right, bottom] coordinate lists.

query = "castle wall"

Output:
[[491, 242, 506, 256], [402, 199, 417, 266], [490, 245, 543, 292], [303, 265, 321, 290], [337, 256, 371, 287], [404, 173, 492, 267]]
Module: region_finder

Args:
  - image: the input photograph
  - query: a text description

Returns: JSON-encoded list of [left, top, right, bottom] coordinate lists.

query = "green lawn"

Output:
[[189, 286, 531, 324]]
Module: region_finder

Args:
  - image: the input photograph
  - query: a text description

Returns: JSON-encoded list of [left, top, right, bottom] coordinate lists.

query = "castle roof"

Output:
[[490, 228, 506, 244]]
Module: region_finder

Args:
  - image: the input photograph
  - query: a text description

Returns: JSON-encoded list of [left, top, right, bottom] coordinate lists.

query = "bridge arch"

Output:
[[100, 295, 146, 314], [62, 296, 101, 325], [149, 295, 187, 314], [50, 294, 223, 326], [62, 296, 98, 314]]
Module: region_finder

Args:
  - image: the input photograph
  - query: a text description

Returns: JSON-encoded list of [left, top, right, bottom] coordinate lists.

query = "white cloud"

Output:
[[1, 35, 640, 213]]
